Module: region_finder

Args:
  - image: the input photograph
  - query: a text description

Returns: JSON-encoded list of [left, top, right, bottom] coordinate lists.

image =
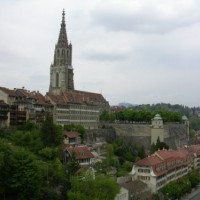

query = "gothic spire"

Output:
[[57, 9, 68, 47]]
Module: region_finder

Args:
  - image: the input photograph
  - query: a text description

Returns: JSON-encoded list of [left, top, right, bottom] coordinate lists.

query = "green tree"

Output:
[[66, 151, 80, 176], [189, 129, 196, 139], [190, 117, 200, 130], [0, 139, 14, 199], [11, 149, 43, 200], [187, 170, 200, 187], [41, 113, 62, 146], [150, 137, 169, 154], [162, 181, 182, 199], [68, 174, 119, 200], [100, 110, 110, 121], [38, 147, 58, 160]]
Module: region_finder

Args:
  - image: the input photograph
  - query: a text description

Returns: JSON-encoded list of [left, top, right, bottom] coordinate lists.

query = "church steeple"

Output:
[[57, 9, 68, 47], [49, 10, 74, 95]]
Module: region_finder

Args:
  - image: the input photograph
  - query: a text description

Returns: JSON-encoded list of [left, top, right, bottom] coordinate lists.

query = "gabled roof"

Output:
[[32, 92, 52, 106], [136, 155, 163, 166], [47, 90, 107, 105], [63, 131, 80, 138], [135, 148, 193, 176], [66, 146, 94, 160], [0, 87, 17, 97]]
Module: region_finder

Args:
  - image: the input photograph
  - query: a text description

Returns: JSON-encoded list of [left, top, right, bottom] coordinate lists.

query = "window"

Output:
[[62, 49, 65, 56], [56, 73, 59, 87]]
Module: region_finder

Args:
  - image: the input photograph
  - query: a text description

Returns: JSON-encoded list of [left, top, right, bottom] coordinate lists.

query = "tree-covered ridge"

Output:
[[100, 109, 182, 123]]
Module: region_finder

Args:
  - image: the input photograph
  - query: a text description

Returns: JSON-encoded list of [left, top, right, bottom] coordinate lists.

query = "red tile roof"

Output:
[[135, 148, 194, 176], [47, 90, 107, 105], [66, 146, 94, 160], [63, 131, 80, 138], [0, 87, 17, 97], [136, 155, 162, 166], [18, 89, 53, 106], [189, 145, 200, 153]]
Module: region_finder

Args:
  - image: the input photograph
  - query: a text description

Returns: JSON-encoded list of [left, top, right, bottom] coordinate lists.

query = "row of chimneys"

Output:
[[13, 87, 40, 94]]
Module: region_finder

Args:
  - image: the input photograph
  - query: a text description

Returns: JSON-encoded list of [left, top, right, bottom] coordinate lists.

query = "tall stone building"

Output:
[[47, 10, 109, 128], [49, 10, 74, 95]]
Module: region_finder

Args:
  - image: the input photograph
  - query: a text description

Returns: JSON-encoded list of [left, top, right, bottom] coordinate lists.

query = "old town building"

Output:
[[0, 87, 53, 127], [0, 100, 9, 127], [131, 145, 200, 193]]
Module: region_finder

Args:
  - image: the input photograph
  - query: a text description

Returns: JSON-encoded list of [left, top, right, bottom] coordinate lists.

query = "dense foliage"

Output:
[[189, 116, 200, 131], [94, 138, 145, 177], [0, 118, 120, 200], [150, 137, 169, 154], [68, 173, 119, 200], [100, 109, 182, 123], [0, 119, 67, 200], [162, 170, 200, 199]]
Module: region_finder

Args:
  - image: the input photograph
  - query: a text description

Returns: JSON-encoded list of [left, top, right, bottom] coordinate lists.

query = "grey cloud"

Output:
[[91, 6, 200, 33], [82, 51, 128, 61]]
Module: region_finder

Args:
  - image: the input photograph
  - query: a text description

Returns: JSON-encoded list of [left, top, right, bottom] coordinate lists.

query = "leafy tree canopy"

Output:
[[68, 174, 119, 200]]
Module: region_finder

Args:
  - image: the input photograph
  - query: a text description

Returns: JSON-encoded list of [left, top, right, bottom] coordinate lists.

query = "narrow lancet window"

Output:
[[56, 73, 59, 87]]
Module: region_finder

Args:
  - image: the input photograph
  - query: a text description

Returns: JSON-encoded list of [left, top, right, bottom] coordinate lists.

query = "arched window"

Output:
[[67, 51, 69, 57], [57, 49, 60, 57], [56, 73, 59, 87], [62, 49, 65, 56]]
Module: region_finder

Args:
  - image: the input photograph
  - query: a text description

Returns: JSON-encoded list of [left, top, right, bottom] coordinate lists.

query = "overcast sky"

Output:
[[0, 0, 200, 106]]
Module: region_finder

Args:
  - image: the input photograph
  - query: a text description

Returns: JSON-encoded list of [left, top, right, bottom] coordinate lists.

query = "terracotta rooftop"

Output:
[[189, 145, 200, 153], [47, 90, 107, 105], [66, 146, 94, 160], [0, 87, 17, 97], [136, 155, 163, 166], [63, 131, 80, 138], [135, 147, 195, 176]]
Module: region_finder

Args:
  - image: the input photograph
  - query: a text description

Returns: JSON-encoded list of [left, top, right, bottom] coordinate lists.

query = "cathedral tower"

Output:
[[49, 10, 74, 95]]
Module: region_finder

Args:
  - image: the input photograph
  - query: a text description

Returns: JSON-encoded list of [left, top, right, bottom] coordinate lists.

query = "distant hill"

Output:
[[117, 102, 137, 108]]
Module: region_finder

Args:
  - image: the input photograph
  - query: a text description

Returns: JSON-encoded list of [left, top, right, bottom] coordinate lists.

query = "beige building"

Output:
[[0, 87, 53, 127], [131, 148, 194, 193], [190, 145, 200, 170], [0, 100, 9, 127], [47, 90, 108, 129]]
